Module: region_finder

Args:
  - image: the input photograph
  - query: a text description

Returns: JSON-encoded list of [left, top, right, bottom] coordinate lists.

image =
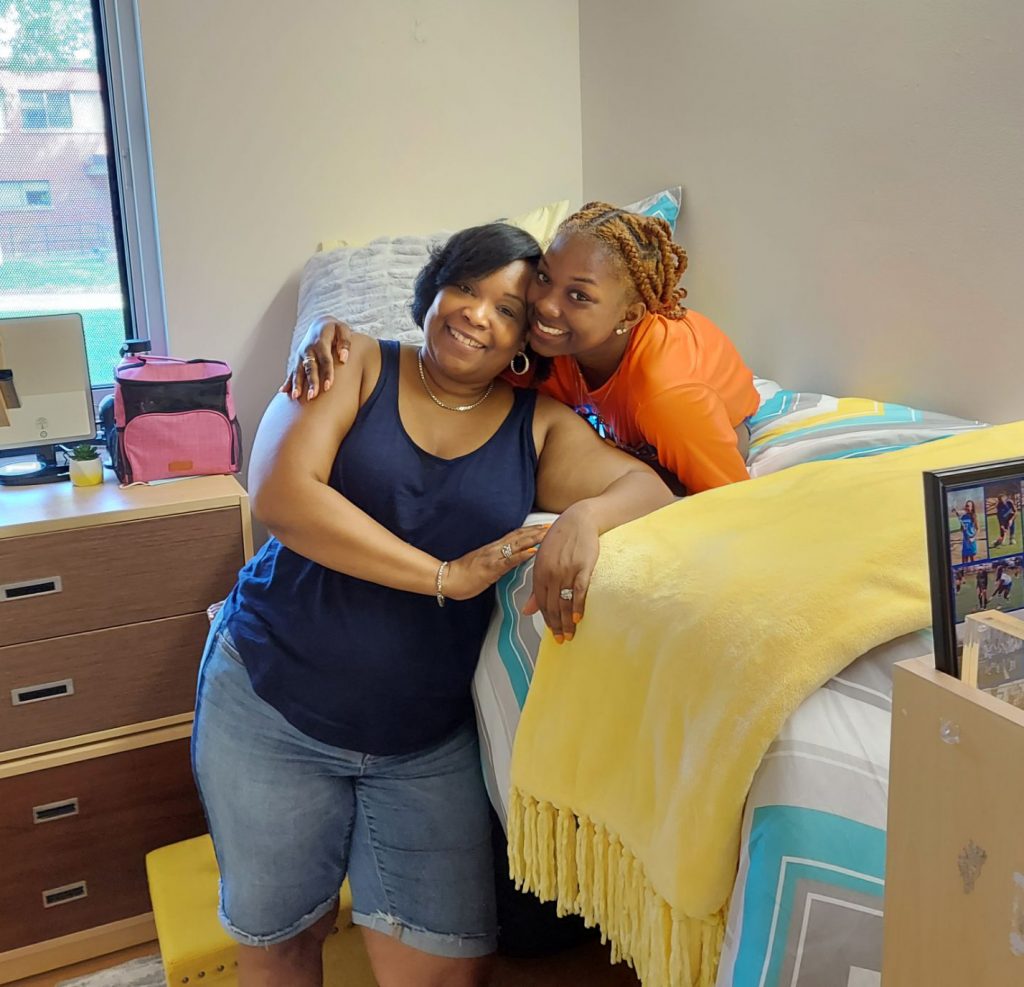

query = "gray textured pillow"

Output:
[[289, 232, 450, 366]]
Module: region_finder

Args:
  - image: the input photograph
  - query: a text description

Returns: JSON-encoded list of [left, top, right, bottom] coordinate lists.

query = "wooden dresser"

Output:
[[0, 475, 252, 983], [883, 656, 1024, 985]]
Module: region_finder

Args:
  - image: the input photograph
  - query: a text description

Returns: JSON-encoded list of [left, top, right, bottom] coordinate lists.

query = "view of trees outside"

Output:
[[0, 0, 127, 386]]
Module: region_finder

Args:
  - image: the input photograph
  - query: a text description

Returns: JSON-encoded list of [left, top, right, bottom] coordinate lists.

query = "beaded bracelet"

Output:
[[436, 560, 450, 608]]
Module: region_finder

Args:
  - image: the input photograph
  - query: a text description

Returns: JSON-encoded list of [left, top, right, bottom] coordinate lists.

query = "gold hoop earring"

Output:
[[614, 323, 630, 336], [510, 350, 531, 376]]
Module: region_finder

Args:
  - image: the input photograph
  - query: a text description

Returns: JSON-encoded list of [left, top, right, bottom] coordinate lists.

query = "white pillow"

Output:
[[289, 232, 447, 366]]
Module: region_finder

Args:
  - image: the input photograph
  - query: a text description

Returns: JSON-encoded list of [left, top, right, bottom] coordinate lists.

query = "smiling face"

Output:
[[526, 232, 645, 358], [421, 260, 532, 386]]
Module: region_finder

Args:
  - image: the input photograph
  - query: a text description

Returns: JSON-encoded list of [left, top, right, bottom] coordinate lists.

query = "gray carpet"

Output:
[[57, 955, 165, 987]]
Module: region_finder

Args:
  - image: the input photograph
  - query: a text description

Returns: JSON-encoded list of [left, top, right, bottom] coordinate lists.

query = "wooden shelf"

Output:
[[0, 473, 252, 544]]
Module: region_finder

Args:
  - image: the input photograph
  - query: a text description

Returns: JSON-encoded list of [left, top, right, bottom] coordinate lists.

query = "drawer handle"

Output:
[[42, 881, 88, 908], [33, 798, 80, 824], [1, 576, 63, 602], [11, 679, 75, 706]]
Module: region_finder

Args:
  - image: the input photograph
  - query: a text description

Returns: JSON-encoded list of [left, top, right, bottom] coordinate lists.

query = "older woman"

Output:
[[192, 223, 672, 987]]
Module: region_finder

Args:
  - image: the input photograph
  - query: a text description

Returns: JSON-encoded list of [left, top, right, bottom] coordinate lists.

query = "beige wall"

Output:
[[579, 1, 1024, 423], [137, 0, 582, 466]]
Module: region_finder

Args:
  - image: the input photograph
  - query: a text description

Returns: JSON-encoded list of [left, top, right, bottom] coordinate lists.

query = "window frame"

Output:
[[0, 0, 166, 465], [96, 0, 167, 366]]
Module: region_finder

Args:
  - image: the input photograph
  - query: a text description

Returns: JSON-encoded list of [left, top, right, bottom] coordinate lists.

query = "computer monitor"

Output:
[[0, 313, 95, 485]]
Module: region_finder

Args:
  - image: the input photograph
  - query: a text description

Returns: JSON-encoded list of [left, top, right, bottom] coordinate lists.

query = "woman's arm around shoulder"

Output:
[[280, 315, 354, 399]]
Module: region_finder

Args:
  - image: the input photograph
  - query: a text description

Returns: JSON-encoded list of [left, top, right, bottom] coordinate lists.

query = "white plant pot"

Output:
[[69, 458, 104, 487]]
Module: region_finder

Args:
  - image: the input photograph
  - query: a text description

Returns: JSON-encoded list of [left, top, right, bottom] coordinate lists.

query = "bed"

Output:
[[471, 380, 983, 987], [290, 223, 985, 987]]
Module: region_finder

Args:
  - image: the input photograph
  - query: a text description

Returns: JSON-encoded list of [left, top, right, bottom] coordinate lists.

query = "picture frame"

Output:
[[923, 456, 1024, 677]]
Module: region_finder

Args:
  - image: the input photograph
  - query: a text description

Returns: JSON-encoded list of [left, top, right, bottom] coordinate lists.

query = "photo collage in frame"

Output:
[[924, 458, 1024, 676]]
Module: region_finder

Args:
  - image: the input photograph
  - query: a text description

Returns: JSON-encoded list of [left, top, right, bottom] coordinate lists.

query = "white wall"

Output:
[[137, 0, 582, 471], [579, 1, 1024, 423]]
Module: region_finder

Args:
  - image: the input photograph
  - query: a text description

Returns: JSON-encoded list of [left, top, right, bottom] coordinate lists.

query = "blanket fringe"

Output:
[[507, 788, 727, 987]]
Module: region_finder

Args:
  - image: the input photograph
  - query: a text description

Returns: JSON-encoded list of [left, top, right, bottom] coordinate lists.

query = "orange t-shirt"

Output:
[[533, 310, 758, 494]]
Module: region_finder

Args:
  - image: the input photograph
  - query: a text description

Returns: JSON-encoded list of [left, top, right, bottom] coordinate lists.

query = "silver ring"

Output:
[[302, 359, 314, 372], [501, 543, 513, 560], [559, 588, 574, 601]]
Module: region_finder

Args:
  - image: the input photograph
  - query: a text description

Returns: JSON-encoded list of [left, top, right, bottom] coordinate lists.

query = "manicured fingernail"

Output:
[[527, 547, 538, 555], [572, 613, 582, 624], [554, 634, 564, 644], [292, 387, 299, 399], [324, 380, 331, 391], [308, 387, 315, 398], [340, 351, 349, 364]]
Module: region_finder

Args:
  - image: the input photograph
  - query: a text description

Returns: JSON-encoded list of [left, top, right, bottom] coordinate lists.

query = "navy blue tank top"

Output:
[[221, 340, 538, 755]]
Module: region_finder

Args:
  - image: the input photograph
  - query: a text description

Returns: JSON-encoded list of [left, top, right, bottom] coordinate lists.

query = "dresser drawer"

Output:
[[0, 737, 206, 951], [0, 613, 209, 752], [0, 508, 243, 647]]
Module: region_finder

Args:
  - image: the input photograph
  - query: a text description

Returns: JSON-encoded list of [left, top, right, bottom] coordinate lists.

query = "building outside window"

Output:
[[0, 0, 164, 395]]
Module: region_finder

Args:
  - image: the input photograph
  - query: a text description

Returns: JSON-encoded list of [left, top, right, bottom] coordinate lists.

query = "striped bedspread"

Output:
[[472, 383, 984, 985], [747, 380, 984, 477]]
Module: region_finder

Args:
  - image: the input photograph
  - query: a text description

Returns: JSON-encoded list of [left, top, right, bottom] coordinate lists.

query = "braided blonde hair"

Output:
[[558, 201, 688, 318]]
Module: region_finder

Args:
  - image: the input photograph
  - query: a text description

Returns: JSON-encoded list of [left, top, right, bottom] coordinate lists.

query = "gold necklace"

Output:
[[417, 351, 494, 412]]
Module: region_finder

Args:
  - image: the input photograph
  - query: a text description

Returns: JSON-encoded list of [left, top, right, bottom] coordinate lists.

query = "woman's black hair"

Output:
[[531, 350, 554, 384], [410, 223, 542, 328]]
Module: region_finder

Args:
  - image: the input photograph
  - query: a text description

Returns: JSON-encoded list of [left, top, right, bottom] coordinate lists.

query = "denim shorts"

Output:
[[191, 620, 498, 957]]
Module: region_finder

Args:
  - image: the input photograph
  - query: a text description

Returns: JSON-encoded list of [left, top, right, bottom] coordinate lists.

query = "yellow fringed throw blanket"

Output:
[[508, 421, 1024, 987]]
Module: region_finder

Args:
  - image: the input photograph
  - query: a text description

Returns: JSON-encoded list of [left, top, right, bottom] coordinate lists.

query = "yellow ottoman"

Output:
[[146, 834, 377, 986]]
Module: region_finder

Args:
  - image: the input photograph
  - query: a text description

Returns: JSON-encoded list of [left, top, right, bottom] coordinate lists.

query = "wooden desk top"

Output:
[[0, 474, 249, 539]]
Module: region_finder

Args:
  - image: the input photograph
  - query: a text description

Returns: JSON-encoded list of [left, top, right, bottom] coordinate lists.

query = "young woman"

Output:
[[993, 564, 1014, 602], [954, 500, 979, 564], [286, 202, 758, 496], [976, 565, 990, 608], [195, 223, 672, 987], [993, 493, 1018, 547]]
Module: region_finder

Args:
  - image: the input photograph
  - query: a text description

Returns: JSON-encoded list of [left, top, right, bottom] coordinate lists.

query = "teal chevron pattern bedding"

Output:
[[747, 381, 985, 478], [716, 631, 933, 986], [471, 384, 969, 983]]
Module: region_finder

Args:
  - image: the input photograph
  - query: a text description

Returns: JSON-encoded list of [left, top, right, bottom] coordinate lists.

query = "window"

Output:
[[20, 89, 73, 129], [0, 179, 52, 209], [24, 182, 51, 206], [0, 0, 165, 398]]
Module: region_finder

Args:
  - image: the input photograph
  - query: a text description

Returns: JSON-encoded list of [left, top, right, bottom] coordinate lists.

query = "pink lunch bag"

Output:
[[111, 353, 242, 484]]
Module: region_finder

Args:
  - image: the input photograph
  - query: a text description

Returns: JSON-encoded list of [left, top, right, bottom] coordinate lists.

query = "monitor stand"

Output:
[[0, 446, 69, 486]]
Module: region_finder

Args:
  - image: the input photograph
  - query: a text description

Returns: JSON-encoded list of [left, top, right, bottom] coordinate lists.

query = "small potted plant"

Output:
[[67, 443, 104, 487]]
